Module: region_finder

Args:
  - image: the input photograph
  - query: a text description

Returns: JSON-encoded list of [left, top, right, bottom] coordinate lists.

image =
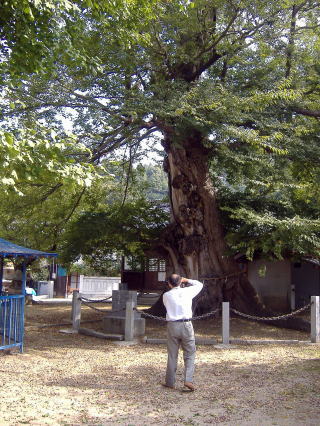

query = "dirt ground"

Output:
[[0, 303, 319, 425]]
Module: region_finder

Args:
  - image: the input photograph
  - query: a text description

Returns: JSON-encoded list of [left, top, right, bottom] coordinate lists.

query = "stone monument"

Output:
[[102, 290, 145, 337]]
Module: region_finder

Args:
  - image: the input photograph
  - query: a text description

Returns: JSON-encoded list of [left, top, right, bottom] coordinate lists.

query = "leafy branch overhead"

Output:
[[60, 198, 170, 267], [0, 0, 320, 266]]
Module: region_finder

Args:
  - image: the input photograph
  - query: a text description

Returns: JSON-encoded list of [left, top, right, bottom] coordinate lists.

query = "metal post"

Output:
[[125, 300, 135, 341], [21, 261, 27, 295], [20, 261, 27, 353], [0, 256, 3, 294], [72, 290, 81, 331], [222, 302, 230, 345], [311, 296, 320, 343]]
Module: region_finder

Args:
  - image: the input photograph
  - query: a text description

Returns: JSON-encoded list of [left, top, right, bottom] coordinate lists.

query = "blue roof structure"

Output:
[[0, 239, 57, 353], [0, 238, 57, 258]]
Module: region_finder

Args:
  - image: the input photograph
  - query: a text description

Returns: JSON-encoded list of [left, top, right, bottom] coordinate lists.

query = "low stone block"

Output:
[[102, 315, 145, 337], [78, 327, 123, 340]]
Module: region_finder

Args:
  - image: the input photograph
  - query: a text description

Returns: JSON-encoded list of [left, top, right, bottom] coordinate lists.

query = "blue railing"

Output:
[[0, 295, 24, 353]]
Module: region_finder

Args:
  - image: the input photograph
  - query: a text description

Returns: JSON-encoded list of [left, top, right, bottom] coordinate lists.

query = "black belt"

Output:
[[170, 319, 192, 322]]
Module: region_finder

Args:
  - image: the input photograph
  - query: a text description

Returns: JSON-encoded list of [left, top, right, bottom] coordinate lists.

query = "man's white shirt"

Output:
[[163, 279, 203, 321]]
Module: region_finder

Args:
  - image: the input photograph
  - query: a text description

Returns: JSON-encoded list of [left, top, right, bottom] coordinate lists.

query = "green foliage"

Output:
[[30, 258, 50, 281], [224, 208, 320, 260], [0, 161, 168, 273], [214, 121, 320, 259], [1, 0, 320, 267], [59, 198, 169, 269], [69, 258, 120, 277], [0, 182, 87, 252], [127, 164, 168, 201], [0, 127, 97, 193]]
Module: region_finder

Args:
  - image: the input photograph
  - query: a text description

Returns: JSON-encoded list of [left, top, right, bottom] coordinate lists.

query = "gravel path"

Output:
[[0, 304, 319, 425]]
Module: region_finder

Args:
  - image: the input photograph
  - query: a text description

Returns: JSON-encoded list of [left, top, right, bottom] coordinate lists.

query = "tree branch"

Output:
[[40, 183, 64, 202], [120, 145, 133, 208], [91, 125, 158, 162], [194, 9, 240, 61], [55, 187, 86, 230], [292, 108, 320, 118], [285, 4, 298, 79]]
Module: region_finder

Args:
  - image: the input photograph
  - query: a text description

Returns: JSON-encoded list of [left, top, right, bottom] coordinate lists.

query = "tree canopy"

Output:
[[1, 0, 320, 273]]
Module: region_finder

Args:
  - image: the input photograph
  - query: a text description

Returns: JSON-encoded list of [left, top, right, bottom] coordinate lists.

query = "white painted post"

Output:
[[125, 300, 135, 341], [311, 296, 320, 343], [72, 290, 81, 331], [222, 302, 230, 345]]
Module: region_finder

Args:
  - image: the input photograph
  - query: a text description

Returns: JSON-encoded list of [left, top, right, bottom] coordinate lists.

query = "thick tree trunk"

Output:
[[149, 129, 309, 331], [160, 129, 256, 306], [163, 131, 232, 276]]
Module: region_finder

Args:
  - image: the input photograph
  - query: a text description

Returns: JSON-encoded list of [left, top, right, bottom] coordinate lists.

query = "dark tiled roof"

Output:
[[0, 238, 57, 258]]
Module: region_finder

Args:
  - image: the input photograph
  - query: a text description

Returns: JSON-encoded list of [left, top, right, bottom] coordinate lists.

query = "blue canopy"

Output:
[[0, 238, 57, 258], [0, 238, 57, 295]]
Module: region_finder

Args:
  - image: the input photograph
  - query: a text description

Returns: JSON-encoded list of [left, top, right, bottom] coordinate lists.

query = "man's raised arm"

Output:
[[181, 277, 203, 297]]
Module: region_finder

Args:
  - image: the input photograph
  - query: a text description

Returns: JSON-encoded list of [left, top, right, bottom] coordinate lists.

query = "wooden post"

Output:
[[311, 296, 320, 343], [222, 302, 230, 345], [125, 300, 135, 341], [72, 290, 81, 331]]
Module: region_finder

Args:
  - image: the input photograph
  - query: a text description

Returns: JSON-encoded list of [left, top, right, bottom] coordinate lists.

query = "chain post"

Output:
[[222, 302, 230, 345], [125, 300, 135, 341], [72, 290, 81, 331]]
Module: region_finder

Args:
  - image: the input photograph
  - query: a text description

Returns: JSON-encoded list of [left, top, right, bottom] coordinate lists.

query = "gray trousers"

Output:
[[165, 321, 196, 387]]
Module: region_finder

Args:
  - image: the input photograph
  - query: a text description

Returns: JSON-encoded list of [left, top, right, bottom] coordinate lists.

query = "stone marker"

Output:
[[102, 290, 145, 337]]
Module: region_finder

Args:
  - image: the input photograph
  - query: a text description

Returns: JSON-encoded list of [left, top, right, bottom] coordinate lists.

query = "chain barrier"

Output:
[[79, 296, 112, 303], [135, 303, 311, 323], [192, 307, 221, 320], [134, 308, 167, 321], [230, 302, 311, 321], [81, 301, 110, 312], [134, 306, 221, 322], [81, 300, 126, 314], [111, 308, 127, 314], [200, 271, 246, 281], [80, 293, 311, 322]]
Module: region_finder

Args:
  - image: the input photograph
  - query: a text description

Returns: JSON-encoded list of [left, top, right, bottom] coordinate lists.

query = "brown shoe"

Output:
[[184, 382, 195, 391], [161, 383, 175, 389]]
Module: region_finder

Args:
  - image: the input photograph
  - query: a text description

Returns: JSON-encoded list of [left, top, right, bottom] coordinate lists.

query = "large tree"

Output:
[[1, 1, 320, 323]]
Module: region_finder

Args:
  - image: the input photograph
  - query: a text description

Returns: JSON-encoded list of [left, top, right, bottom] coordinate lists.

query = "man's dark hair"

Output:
[[167, 274, 181, 287]]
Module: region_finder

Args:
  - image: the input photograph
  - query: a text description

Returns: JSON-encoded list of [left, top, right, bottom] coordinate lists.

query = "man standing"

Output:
[[162, 274, 203, 391]]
